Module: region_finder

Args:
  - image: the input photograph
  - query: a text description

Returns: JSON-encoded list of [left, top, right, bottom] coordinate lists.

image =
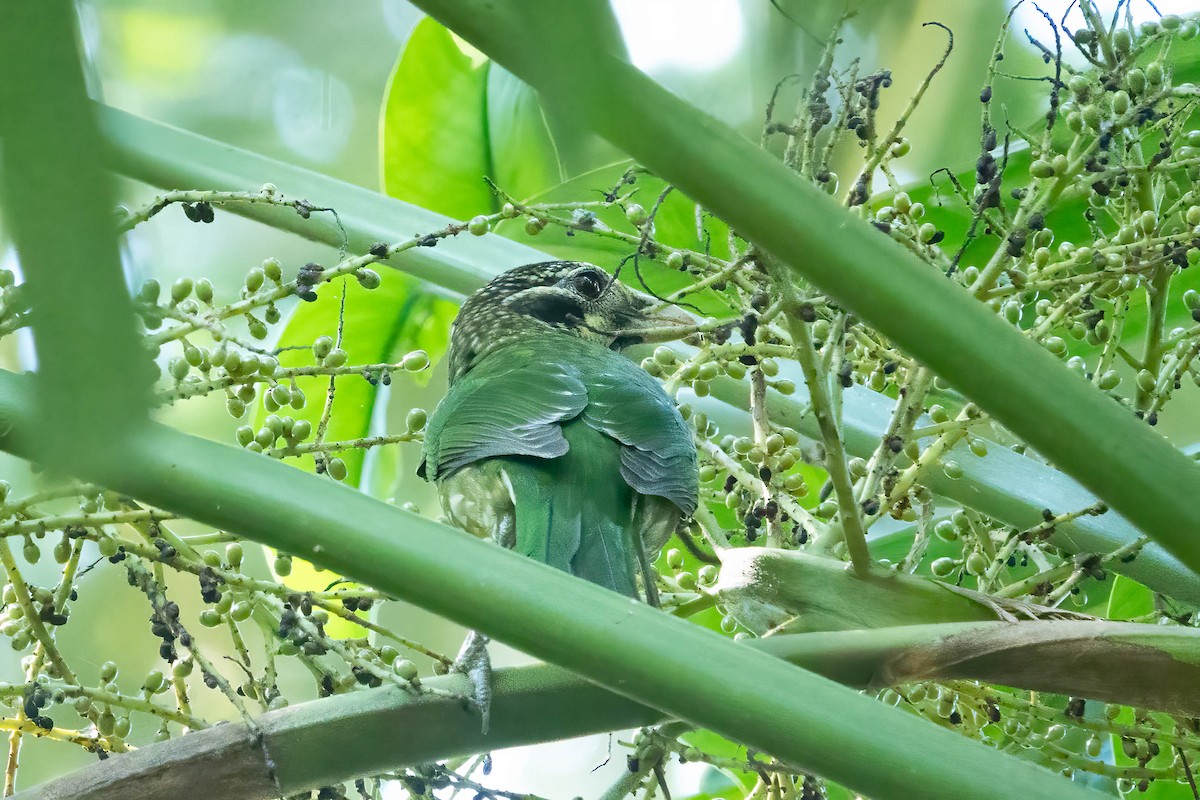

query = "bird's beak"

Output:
[[617, 290, 697, 344]]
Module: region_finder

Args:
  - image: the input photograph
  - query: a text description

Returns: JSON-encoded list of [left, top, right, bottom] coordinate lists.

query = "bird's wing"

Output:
[[579, 355, 699, 516], [421, 358, 588, 481]]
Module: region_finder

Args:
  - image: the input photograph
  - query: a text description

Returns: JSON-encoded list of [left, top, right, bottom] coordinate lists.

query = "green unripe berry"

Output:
[[199, 608, 221, 627], [312, 336, 333, 360], [696, 362, 720, 382], [254, 427, 275, 448], [468, 215, 489, 236], [653, 346, 675, 366], [356, 269, 381, 290], [270, 384, 291, 407], [1112, 28, 1132, 53], [168, 358, 189, 381], [930, 557, 957, 577], [171, 277, 193, 304], [1044, 336, 1067, 356], [665, 251, 685, 270], [1147, 62, 1164, 86], [759, 358, 779, 377], [393, 659, 418, 681], [142, 670, 165, 694], [968, 438, 988, 458], [324, 348, 348, 368], [138, 278, 161, 304], [934, 520, 958, 542], [53, 540, 71, 564], [1138, 210, 1158, 235], [698, 464, 717, 483], [772, 379, 796, 395], [327, 458, 348, 482], [226, 542, 243, 568], [0, 270, 14, 289], [100, 661, 118, 682], [98, 537, 120, 557], [226, 397, 247, 418], [782, 473, 806, 493], [405, 408, 427, 432], [1097, 370, 1121, 390], [929, 404, 949, 424], [401, 350, 429, 371], [245, 268, 265, 293], [22, 541, 39, 564], [625, 204, 648, 226], [248, 319, 268, 340], [274, 554, 293, 576], [0, 481, 9, 504], [524, 218, 544, 236], [194, 278, 214, 304], [943, 460, 964, 480], [965, 551, 988, 575], [666, 548, 684, 569], [1111, 90, 1130, 116], [234, 426, 254, 447], [290, 419, 312, 441], [893, 192, 911, 213], [288, 385, 305, 410], [230, 601, 252, 622], [1030, 159, 1055, 179], [1135, 369, 1157, 393], [262, 257, 282, 283]]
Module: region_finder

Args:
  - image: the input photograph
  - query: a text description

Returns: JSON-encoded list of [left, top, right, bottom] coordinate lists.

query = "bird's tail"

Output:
[[505, 421, 640, 599]]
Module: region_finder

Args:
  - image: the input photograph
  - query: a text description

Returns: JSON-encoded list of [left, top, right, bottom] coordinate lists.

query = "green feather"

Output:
[[423, 334, 697, 600]]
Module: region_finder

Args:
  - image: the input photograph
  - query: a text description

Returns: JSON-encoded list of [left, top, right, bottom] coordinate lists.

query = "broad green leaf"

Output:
[[381, 17, 567, 218], [1107, 574, 1156, 621], [486, 64, 564, 201], [380, 16, 495, 217]]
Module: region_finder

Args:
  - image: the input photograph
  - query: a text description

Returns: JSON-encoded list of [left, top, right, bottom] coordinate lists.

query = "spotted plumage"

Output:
[[421, 261, 698, 601]]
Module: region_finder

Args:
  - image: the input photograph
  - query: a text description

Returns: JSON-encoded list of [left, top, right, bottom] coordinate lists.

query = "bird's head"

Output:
[[447, 261, 693, 383]]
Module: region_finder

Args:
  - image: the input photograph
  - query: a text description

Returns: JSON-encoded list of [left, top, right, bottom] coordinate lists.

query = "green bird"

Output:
[[419, 261, 699, 726]]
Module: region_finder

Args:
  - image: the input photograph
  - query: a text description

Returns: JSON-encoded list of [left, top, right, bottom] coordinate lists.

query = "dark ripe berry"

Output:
[[739, 354, 758, 366], [723, 476, 737, 493], [1041, 508, 1055, 521], [197, 202, 215, 223], [982, 127, 997, 152], [627, 756, 639, 772], [861, 498, 880, 515], [739, 314, 759, 345], [976, 152, 996, 184], [886, 435, 903, 453], [368, 242, 389, 257], [882, 361, 897, 374], [949, 710, 962, 724], [182, 203, 201, 222], [1066, 697, 1086, 718], [1026, 213, 1045, 230], [928, 230, 945, 245], [980, 86, 993, 103]]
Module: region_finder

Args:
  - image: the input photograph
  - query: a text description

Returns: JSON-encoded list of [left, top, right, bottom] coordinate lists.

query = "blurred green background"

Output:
[[4, 0, 1197, 795]]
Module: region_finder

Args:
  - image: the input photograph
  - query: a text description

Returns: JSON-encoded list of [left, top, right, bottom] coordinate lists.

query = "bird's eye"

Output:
[[573, 270, 605, 300]]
